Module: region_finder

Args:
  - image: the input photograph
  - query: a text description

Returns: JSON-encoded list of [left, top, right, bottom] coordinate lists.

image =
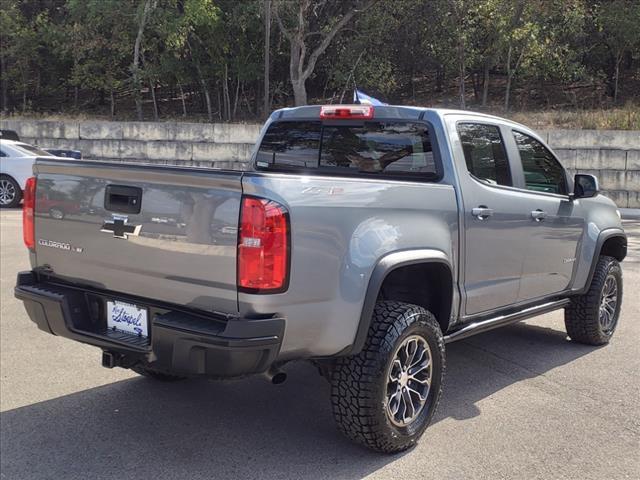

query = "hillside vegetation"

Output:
[[1, 0, 639, 128]]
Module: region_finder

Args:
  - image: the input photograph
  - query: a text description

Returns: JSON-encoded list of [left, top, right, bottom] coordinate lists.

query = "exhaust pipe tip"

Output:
[[264, 366, 287, 385], [271, 371, 287, 385]]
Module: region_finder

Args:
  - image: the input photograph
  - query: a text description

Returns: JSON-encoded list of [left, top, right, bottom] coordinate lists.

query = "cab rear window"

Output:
[[255, 121, 438, 178]]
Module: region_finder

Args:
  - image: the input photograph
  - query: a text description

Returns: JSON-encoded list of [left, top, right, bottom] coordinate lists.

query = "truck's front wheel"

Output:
[[330, 301, 445, 453], [565, 255, 623, 345]]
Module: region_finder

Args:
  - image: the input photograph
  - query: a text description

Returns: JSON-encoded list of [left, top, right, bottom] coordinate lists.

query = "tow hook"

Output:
[[101, 350, 126, 369], [102, 351, 117, 368]]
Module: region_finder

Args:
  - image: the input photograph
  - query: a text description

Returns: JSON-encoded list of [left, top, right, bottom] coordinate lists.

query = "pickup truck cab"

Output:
[[15, 105, 627, 453]]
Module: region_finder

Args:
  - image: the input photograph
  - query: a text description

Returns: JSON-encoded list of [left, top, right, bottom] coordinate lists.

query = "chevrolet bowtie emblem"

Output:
[[100, 215, 142, 239]]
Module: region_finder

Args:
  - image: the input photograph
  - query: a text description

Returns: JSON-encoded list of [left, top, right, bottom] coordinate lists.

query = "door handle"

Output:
[[105, 184, 142, 214], [472, 206, 494, 220], [531, 209, 547, 221]]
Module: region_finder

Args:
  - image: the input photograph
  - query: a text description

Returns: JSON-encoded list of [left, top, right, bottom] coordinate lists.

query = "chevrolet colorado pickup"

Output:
[[15, 105, 627, 453]]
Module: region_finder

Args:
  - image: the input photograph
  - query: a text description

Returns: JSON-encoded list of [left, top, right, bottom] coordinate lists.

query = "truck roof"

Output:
[[271, 104, 529, 127], [269, 104, 538, 140]]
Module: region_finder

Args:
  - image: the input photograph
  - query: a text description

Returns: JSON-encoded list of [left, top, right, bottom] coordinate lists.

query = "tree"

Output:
[[0, 0, 638, 117], [322, 0, 402, 102], [498, 0, 590, 110], [220, 0, 264, 119], [273, 0, 373, 106], [449, 0, 471, 108], [466, 0, 506, 107], [264, 0, 271, 116], [132, 0, 157, 120], [0, 2, 43, 112], [162, 0, 221, 120], [521, 0, 588, 108], [65, 0, 133, 116], [0, 2, 23, 111], [500, 0, 529, 111], [596, 0, 640, 103]]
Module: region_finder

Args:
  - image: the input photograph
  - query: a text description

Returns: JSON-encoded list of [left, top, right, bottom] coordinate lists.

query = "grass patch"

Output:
[[504, 104, 640, 130], [3, 104, 639, 130]]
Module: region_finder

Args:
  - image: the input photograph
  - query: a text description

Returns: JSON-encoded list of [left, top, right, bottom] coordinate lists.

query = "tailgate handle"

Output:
[[104, 185, 142, 214]]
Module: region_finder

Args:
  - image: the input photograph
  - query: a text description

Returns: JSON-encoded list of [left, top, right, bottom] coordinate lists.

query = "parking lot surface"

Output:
[[1, 208, 638, 480]]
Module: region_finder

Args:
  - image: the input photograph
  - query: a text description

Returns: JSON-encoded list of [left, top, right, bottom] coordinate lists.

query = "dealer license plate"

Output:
[[106, 300, 149, 337]]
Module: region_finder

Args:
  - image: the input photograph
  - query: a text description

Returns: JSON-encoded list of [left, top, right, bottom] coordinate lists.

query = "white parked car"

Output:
[[0, 139, 54, 207]]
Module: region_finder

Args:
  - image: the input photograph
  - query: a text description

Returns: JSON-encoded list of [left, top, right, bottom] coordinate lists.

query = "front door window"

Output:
[[513, 131, 567, 195]]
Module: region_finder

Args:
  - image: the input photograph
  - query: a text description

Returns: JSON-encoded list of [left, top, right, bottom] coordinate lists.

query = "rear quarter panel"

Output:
[[240, 173, 459, 358]]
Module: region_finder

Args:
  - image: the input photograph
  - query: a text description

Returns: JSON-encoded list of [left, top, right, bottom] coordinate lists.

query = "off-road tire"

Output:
[[565, 255, 622, 345], [0, 175, 22, 208], [131, 364, 187, 381], [330, 301, 445, 453]]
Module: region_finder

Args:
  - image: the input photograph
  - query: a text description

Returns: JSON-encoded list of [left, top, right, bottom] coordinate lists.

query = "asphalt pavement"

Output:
[[1, 208, 638, 480]]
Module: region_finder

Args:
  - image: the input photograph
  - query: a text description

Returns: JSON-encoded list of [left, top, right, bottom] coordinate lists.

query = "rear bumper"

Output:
[[14, 271, 285, 378]]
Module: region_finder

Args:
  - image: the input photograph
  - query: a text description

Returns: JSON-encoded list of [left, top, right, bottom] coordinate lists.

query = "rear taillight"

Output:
[[320, 104, 374, 120], [23, 177, 36, 250], [237, 196, 290, 293]]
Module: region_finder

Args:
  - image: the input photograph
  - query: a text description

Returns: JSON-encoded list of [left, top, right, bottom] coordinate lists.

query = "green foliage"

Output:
[[597, 0, 640, 55], [1, 0, 638, 117], [65, 0, 134, 93], [1, 1, 47, 109]]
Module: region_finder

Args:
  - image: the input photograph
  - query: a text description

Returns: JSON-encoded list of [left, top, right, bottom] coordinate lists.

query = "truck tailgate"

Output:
[[33, 159, 242, 314]]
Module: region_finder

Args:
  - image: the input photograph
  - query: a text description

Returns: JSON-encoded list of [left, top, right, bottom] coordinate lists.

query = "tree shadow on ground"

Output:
[[0, 321, 599, 480]]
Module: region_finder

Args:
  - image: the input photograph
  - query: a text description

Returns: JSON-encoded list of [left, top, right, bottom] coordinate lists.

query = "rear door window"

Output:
[[457, 123, 511, 186], [256, 121, 438, 178]]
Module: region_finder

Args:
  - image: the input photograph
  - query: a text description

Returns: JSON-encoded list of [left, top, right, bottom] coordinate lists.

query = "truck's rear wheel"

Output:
[[565, 255, 622, 345], [330, 301, 445, 453]]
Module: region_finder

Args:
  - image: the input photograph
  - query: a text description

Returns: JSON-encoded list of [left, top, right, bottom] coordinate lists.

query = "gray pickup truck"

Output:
[[15, 105, 627, 453]]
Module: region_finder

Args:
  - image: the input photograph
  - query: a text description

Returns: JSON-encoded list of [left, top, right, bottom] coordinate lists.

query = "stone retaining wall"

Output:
[[1, 119, 638, 207], [0, 119, 260, 170], [538, 130, 639, 208]]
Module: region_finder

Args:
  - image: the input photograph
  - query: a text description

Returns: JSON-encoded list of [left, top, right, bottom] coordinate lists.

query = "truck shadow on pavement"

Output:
[[0, 321, 599, 480]]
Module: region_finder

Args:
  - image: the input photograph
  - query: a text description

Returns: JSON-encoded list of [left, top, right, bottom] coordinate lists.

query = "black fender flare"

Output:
[[345, 249, 454, 356], [576, 228, 626, 295]]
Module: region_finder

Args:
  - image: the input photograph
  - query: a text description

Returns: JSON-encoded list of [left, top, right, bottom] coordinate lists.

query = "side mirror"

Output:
[[572, 173, 599, 199]]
